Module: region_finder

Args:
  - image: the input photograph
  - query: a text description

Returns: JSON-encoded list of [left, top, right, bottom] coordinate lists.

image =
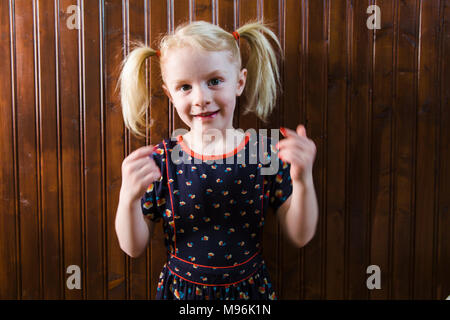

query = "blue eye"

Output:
[[208, 78, 222, 86]]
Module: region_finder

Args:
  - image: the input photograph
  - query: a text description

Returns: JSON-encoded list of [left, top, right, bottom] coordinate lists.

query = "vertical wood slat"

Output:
[[58, 0, 83, 300], [37, 0, 62, 299], [14, 0, 41, 299], [104, 0, 125, 299], [346, 0, 371, 300], [0, 0, 18, 299], [392, 0, 418, 300], [369, 0, 395, 300], [326, 0, 347, 300], [0, 0, 449, 300], [436, 0, 450, 301], [414, 0, 441, 299], [83, 0, 105, 299]]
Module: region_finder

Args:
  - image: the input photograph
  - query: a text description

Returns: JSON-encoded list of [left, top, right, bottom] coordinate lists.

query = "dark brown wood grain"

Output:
[[38, 0, 63, 299], [437, 0, 450, 301], [0, 0, 18, 300], [14, 0, 41, 299], [104, 0, 126, 300], [414, 0, 441, 300], [370, 0, 394, 300], [0, 0, 448, 300], [326, 0, 347, 300], [346, 0, 371, 300], [392, 0, 418, 300]]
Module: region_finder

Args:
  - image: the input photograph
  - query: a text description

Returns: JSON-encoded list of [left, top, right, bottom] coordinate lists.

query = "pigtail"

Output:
[[118, 43, 159, 138], [237, 22, 283, 122]]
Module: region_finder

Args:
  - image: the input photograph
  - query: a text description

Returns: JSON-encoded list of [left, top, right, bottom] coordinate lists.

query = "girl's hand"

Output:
[[276, 125, 317, 184], [120, 145, 162, 202]]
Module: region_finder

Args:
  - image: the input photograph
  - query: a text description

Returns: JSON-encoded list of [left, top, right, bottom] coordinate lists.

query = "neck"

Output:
[[184, 127, 244, 155]]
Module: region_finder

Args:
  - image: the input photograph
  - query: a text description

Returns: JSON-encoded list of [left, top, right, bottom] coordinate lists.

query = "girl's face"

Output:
[[161, 46, 247, 134]]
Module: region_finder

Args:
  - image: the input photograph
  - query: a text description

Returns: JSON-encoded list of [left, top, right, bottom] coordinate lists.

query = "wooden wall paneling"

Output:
[[148, 0, 169, 300], [392, 0, 418, 300], [346, 0, 372, 300], [1, 0, 449, 301], [194, 0, 214, 22], [369, 0, 395, 300], [414, 0, 441, 300], [127, 0, 148, 300], [38, 0, 62, 299], [436, 0, 450, 301], [104, 0, 126, 299], [0, 0, 18, 300], [302, 0, 326, 300], [14, 0, 41, 299], [281, 0, 303, 300], [217, 0, 235, 31], [326, 0, 347, 300], [58, 0, 83, 300], [83, 0, 106, 299]]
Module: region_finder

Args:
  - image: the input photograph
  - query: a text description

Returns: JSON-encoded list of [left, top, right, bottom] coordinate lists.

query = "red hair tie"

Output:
[[232, 31, 240, 41], [156, 50, 161, 57]]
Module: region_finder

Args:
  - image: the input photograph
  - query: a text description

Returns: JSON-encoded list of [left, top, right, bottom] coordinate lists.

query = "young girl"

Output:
[[115, 20, 318, 300]]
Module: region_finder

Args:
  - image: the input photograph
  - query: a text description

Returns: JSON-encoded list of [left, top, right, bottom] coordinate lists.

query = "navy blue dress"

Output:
[[141, 131, 293, 300]]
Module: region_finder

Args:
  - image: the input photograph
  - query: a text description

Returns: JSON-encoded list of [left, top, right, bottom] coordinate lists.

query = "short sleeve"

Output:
[[141, 142, 167, 222], [263, 136, 293, 212]]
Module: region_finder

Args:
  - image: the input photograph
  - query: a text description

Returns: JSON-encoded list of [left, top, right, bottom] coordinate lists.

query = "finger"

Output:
[[296, 124, 307, 137], [138, 164, 161, 179], [126, 154, 159, 176], [276, 137, 309, 151], [127, 145, 156, 162], [280, 126, 304, 138]]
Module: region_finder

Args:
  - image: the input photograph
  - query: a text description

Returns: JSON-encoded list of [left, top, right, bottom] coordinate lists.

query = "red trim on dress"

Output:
[[168, 250, 260, 269]]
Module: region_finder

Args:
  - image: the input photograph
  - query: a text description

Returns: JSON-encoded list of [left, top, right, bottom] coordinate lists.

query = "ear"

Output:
[[162, 83, 173, 102], [236, 68, 247, 97]]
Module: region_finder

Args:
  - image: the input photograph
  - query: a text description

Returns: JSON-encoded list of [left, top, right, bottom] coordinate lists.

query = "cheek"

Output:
[[218, 90, 237, 111]]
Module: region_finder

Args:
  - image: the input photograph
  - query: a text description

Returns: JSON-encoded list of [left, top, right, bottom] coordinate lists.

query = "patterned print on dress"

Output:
[[142, 134, 291, 300]]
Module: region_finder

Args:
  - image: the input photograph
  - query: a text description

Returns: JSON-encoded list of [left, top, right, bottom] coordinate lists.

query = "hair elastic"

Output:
[[156, 50, 161, 57], [232, 31, 240, 41]]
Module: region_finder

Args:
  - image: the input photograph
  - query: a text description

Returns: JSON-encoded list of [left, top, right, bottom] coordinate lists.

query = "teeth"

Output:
[[198, 111, 217, 116]]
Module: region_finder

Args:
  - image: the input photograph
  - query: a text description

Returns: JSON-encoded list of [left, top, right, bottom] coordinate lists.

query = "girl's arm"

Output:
[[276, 176, 319, 248], [275, 125, 319, 248], [115, 193, 153, 258]]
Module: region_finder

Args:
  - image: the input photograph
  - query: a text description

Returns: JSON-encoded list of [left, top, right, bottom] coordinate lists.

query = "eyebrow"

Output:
[[172, 69, 226, 85]]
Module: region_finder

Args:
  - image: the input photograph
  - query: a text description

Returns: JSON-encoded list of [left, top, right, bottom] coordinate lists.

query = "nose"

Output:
[[192, 84, 211, 107]]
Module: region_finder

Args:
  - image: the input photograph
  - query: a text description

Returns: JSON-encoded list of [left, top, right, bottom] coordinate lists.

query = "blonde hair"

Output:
[[119, 20, 283, 138]]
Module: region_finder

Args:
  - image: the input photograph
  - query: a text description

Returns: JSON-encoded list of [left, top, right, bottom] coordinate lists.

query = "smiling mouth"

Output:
[[193, 110, 219, 117]]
